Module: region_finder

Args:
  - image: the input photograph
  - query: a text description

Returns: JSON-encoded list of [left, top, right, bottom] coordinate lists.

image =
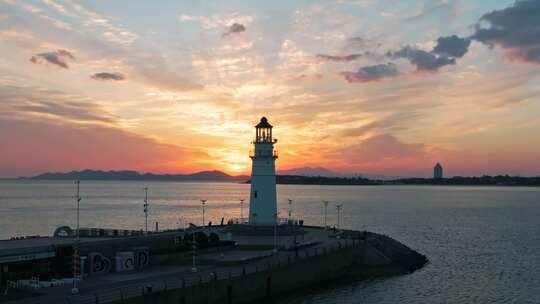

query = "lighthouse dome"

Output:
[[255, 117, 273, 128]]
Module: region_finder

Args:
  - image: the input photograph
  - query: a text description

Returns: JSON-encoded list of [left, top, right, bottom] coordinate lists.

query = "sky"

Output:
[[1, 0, 539, 178]]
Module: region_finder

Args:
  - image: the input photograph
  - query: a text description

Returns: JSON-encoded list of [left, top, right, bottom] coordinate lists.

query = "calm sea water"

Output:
[[1, 180, 539, 303]]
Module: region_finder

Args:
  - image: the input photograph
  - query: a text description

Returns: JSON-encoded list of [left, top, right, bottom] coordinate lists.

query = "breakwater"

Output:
[[67, 230, 427, 304]]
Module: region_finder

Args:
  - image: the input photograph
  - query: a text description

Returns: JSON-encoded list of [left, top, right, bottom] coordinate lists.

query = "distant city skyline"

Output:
[[1, 0, 540, 178]]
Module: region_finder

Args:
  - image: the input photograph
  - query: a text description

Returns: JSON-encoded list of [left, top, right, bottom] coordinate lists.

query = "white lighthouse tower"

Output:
[[248, 117, 278, 225]]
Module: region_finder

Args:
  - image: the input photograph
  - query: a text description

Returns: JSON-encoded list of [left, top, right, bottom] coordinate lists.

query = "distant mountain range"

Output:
[[21, 170, 249, 182], [278, 166, 404, 180], [21, 167, 399, 182], [278, 167, 342, 177], [17, 169, 540, 186]]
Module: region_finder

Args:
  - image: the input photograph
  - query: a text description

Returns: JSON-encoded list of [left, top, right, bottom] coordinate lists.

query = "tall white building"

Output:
[[434, 162, 443, 179], [248, 117, 278, 225]]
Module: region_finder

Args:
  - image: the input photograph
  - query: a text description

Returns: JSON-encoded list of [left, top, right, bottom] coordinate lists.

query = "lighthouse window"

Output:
[[254, 190, 258, 198]]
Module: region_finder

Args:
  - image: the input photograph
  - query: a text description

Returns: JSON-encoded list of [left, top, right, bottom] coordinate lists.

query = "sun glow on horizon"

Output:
[[0, 0, 539, 178]]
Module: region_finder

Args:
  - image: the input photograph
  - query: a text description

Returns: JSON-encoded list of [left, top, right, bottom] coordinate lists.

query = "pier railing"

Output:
[[65, 238, 364, 304]]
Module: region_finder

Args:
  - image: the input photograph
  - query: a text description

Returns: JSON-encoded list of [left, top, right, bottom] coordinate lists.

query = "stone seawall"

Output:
[[113, 234, 427, 304]]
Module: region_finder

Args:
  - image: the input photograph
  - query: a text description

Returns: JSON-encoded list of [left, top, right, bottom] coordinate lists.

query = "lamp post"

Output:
[[288, 199, 292, 222], [178, 217, 183, 231], [323, 201, 329, 228], [240, 199, 244, 223], [336, 204, 343, 230], [143, 187, 149, 234], [72, 180, 81, 294], [201, 200, 207, 228]]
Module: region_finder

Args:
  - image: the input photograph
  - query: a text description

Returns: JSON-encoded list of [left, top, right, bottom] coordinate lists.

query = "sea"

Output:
[[1, 180, 539, 303]]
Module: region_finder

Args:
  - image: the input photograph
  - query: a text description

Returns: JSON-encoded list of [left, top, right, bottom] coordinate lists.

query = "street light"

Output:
[[240, 199, 245, 223], [323, 201, 329, 228], [72, 180, 81, 294], [336, 204, 343, 229], [201, 200, 207, 228], [288, 199, 292, 222], [143, 187, 149, 234], [178, 217, 184, 231]]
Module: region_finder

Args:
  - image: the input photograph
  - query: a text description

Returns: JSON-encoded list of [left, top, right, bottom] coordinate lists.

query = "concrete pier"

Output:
[[1, 226, 427, 304]]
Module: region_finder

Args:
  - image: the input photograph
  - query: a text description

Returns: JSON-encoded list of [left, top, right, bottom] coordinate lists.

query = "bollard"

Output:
[[94, 293, 99, 304], [242, 267, 246, 276]]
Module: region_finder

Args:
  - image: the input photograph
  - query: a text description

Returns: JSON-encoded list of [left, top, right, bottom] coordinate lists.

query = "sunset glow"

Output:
[[1, 0, 540, 178]]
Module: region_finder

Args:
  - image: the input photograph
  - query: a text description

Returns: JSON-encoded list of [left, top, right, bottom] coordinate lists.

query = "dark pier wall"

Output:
[[116, 237, 426, 304]]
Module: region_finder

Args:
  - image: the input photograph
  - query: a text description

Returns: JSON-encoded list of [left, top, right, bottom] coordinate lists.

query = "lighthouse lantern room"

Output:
[[248, 117, 278, 225]]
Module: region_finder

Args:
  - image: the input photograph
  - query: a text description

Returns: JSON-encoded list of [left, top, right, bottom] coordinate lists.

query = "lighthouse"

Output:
[[248, 117, 278, 225]]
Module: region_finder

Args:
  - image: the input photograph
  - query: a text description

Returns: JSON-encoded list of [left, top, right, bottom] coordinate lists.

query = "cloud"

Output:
[[178, 14, 254, 30], [336, 134, 434, 173], [340, 111, 423, 137], [390, 46, 455, 71], [433, 35, 471, 58], [316, 53, 363, 62], [0, 117, 206, 178], [340, 63, 399, 83], [338, 34, 471, 84], [342, 134, 429, 163], [345, 36, 383, 50], [223, 22, 246, 37], [29, 49, 74, 69], [91, 72, 125, 81], [14, 101, 116, 124], [387, 34, 470, 72], [0, 82, 116, 124], [471, 0, 540, 63]]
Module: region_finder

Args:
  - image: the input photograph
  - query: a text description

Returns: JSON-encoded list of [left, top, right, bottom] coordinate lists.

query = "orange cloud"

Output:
[[0, 118, 207, 178]]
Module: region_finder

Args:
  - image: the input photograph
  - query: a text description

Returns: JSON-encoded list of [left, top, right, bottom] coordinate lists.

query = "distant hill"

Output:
[[275, 175, 540, 186], [278, 167, 343, 177], [21, 170, 249, 182], [277, 166, 404, 180], [276, 175, 380, 185], [19, 170, 540, 186]]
